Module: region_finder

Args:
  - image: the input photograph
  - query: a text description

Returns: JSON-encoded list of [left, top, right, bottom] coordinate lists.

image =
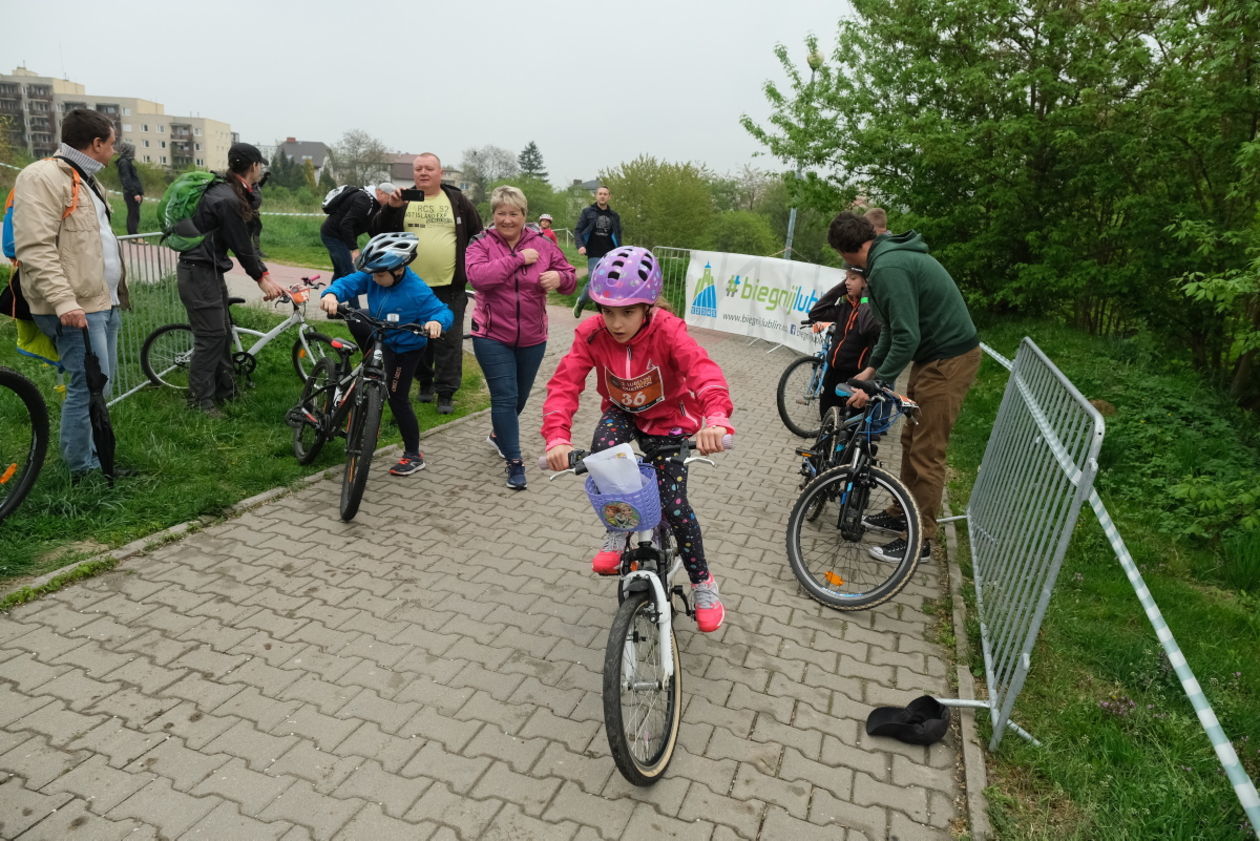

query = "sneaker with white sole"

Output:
[[862, 510, 907, 534], [486, 433, 506, 459], [868, 537, 930, 563], [692, 574, 725, 632], [389, 454, 426, 476], [592, 529, 624, 574], [505, 459, 527, 490]]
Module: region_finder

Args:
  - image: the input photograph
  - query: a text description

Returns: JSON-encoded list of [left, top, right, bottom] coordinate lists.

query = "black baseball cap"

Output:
[[227, 142, 267, 168]]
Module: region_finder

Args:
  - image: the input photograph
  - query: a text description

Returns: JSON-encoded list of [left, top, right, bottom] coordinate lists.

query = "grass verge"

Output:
[[946, 317, 1260, 840], [0, 305, 488, 586]]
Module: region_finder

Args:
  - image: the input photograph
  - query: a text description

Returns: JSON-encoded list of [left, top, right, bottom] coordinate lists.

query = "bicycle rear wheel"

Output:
[[291, 358, 337, 465], [776, 355, 824, 438], [140, 324, 195, 389], [786, 464, 922, 610], [603, 590, 682, 786], [339, 381, 384, 521], [0, 367, 49, 523], [292, 331, 336, 381]]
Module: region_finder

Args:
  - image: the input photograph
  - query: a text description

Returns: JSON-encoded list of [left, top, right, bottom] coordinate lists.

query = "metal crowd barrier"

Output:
[[109, 233, 186, 406], [941, 339, 1260, 838]]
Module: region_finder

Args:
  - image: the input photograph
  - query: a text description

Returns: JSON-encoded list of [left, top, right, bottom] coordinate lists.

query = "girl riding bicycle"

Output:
[[542, 246, 735, 632], [319, 232, 452, 476]]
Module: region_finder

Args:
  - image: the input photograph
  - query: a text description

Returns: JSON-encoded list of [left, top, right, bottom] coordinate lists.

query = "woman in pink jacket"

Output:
[[542, 246, 735, 632], [466, 186, 576, 489]]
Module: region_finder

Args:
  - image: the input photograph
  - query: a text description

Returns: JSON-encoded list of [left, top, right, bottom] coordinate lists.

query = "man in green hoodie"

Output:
[[827, 211, 981, 563]]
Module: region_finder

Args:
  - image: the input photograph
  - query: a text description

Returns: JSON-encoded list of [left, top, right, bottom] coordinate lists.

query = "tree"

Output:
[[742, 0, 1260, 405], [461, 145, 519, 200], [705, 211, 779, 256], [600, 156, 714, 250], [268, 149, 307, 191], [518, 142, 548, 181], [478, 175, 563, 227], [331, 130, 390, 188], [317, 166, 336, 193]]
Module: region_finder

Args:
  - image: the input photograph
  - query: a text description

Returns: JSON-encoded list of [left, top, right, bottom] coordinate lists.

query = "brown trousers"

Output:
[[898, 346, 982, 541]]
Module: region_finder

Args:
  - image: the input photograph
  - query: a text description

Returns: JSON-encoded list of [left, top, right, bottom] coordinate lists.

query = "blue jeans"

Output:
[[322, 232, 355, 279], [472, 337, 546, 462], [32, 307, 121, 474]]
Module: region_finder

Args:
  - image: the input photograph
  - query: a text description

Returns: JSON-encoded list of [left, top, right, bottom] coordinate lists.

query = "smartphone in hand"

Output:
[[400, 188, 424, 202]]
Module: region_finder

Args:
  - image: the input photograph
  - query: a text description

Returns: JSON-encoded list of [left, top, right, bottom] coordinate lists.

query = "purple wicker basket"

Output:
[[584, 462, 661, 532]]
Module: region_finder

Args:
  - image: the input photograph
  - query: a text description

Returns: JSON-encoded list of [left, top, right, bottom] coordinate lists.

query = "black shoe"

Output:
[[437, 395, 454, 415], [868, 537, 931, 564], [417, 388, 435, 403], [862, 511, 907, 534]]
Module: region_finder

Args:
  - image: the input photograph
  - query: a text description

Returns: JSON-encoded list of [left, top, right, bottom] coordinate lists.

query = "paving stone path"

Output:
[[0, 304, 962, 840]]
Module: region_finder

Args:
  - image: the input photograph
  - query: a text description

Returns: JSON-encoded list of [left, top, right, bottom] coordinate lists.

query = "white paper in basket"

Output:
[[581, 443, 644, 494]]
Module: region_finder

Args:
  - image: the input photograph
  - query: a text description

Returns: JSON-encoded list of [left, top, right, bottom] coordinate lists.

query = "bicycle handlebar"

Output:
[[538, 435, 734, 474], [336, 303, 440, 338]]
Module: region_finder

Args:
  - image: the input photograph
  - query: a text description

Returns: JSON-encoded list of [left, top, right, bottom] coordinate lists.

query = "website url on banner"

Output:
[[720, 312, 787, 333]]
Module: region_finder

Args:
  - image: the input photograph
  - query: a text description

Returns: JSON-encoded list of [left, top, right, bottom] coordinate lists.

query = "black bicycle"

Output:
[[0, 365, 49, 524], [786, 379, 923, 610], [775, 321, 834, 438], [287, 306, 438, 522]]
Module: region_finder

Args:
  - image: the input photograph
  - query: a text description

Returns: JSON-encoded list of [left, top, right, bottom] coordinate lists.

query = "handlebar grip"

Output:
[[720, 433, 734, 451]]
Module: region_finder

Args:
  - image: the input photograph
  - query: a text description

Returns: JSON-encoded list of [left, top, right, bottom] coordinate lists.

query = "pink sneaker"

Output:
[[592, 530, 623, 575], [692, 575, 725, 632]]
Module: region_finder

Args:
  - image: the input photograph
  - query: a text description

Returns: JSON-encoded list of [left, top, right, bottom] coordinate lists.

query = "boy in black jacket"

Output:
[[807, 265, 881, 418]]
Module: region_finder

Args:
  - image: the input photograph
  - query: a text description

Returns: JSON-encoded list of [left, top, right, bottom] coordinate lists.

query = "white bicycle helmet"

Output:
[[357, 232, 418, 272]]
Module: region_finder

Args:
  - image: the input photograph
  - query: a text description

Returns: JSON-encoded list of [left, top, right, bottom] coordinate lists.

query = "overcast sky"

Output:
[[4, 0, 849, 185]]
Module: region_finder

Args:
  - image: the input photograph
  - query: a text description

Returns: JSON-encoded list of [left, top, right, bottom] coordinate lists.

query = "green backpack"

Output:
[[156, 170, 224, 251]]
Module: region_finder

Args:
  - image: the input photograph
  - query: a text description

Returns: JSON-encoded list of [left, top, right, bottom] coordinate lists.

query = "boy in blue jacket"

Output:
[[319, 232, 453, 476]]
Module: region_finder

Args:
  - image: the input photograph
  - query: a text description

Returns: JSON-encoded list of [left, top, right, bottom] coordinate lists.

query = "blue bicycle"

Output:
[[776, 320, 834, 438]]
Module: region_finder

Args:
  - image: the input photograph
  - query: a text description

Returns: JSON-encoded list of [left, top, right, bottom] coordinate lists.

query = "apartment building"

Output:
[[1, 66, 234, 169]]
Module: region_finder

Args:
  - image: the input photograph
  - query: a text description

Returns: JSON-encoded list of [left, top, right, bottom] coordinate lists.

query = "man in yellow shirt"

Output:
[[372, 153, 483, 414]]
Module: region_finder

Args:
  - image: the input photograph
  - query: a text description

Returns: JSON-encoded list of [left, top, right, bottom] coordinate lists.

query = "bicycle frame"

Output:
[[230, 299, 320, 360]]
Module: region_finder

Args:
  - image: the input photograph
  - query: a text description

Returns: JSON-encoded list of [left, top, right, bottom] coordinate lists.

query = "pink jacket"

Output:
[[466, 227, 576, 347], [542, 309, 735, 447]]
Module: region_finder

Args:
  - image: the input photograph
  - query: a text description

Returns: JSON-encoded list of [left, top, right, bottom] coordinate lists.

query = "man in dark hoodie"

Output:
[[827, 211, 981, 564], [115, 141, 144, 236]]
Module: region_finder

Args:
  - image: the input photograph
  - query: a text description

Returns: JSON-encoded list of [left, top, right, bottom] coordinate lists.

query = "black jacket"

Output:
[[320, 188, 376, 248], [369, 183, 483, 294], [574, 203, 621, 260], [809, 284, 882, 380], [181, 180, 268, 280], [116, 155, 143, 196]]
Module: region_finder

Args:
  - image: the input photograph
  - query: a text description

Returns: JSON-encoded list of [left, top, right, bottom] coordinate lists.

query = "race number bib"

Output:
[[605, 366, 665, 413]]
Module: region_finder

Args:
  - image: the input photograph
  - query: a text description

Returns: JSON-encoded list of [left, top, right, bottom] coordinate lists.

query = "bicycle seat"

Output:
[[227, 297, 246, 307]]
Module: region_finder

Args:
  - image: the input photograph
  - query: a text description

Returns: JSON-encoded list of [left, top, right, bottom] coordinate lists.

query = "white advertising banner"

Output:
[[682, 250, 848, 354]]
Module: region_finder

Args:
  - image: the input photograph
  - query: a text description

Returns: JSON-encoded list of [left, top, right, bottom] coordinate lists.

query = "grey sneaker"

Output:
[[868, 537, 930, 564], [862, 510, 907, 534], [592, 529, 624, 574]]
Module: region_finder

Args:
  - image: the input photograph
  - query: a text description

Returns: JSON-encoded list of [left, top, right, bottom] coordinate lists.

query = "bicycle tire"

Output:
[[339, 381, 384, 521], [0, 367, 49, 523], [603, 590, 682, 786], [292, 331, 336, 382], [776, 355, 824, 438], [140, 323, 196, 389], [786, 464, 922, 611], [292, 357, 337, 465]]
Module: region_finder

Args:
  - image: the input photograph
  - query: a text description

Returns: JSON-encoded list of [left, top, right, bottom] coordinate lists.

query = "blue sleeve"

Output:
[[408, 273, 454, 330], [326, 271, 371, 302]]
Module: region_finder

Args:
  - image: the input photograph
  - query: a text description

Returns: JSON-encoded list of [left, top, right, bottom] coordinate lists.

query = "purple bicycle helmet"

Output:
[[588, 246, 663, 306]]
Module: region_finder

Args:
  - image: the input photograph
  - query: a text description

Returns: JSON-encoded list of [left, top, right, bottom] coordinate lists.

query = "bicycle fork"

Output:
[[619, 528, 680, 684]]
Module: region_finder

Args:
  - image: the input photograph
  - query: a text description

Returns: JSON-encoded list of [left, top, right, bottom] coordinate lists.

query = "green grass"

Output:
[[946, 317, 1260, 840], [0, 307, 487, 585]]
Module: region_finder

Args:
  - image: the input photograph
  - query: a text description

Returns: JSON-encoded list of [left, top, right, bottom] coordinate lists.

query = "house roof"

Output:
[[278, 140, 331, 167]]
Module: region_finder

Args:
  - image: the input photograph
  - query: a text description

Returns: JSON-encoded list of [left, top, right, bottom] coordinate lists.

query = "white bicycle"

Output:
[[140, 274, 334, 388]]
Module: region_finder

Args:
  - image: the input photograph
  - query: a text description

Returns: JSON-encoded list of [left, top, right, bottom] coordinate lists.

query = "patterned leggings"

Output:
[[591, 408, 710, 584]]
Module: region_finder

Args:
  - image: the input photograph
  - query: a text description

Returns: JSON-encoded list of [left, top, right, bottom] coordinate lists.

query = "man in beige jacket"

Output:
[[14, 108, 128, 479]]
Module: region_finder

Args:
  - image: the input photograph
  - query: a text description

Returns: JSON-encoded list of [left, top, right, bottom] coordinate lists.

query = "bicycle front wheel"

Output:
[[603, 590, 682, 786], [776, 355, 824, 438], [0, 367, 49, 523], [292, 331, 336, 381], [339, 381, 384, 521], [786, 464, 922, 610], [292, 358, 337, 465], [140, 324, 195, 389]]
